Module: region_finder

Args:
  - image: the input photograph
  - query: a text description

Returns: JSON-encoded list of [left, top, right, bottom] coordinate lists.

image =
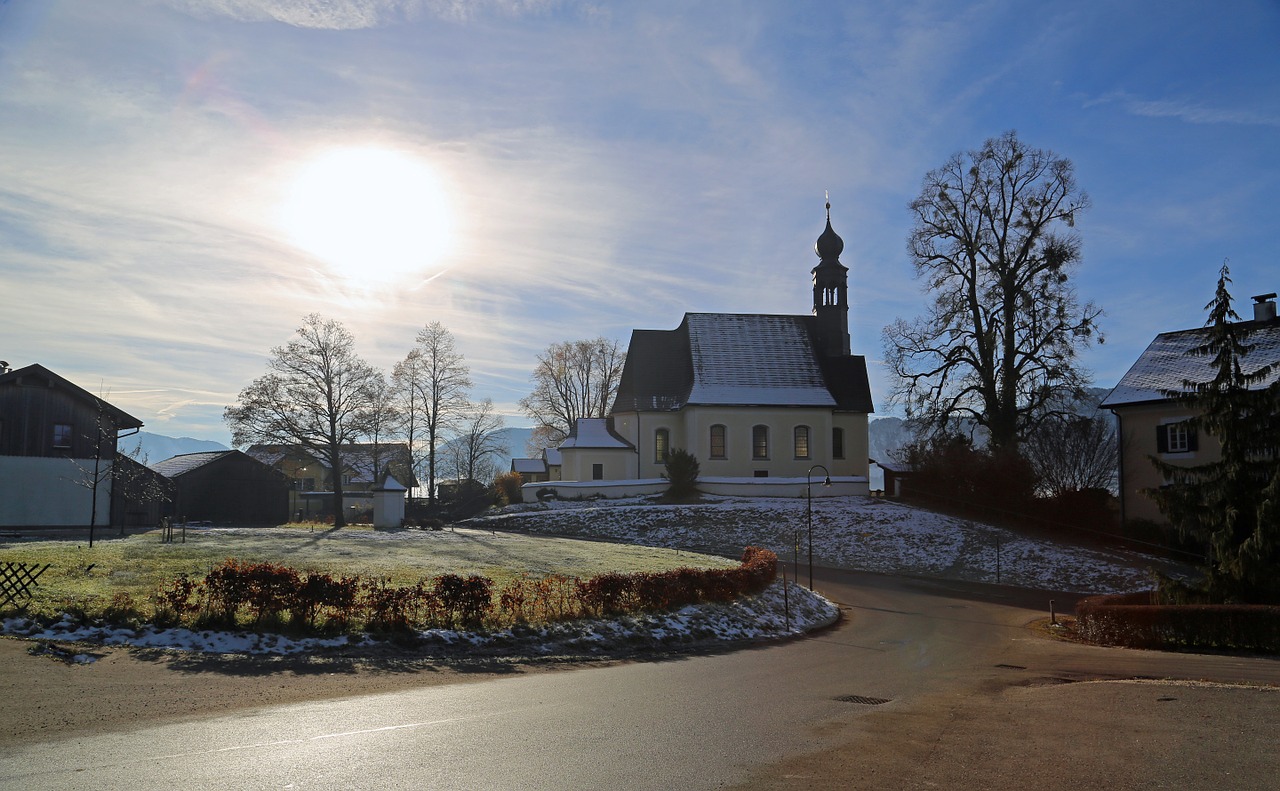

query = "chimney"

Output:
[[1252, 293, 1277, 323]]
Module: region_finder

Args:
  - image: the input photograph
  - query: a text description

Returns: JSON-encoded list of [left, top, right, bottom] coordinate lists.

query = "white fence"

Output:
[[521, 476, 869, 503]]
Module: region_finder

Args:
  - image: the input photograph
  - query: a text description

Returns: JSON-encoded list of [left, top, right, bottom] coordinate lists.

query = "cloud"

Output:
[[159, 0, 568, 30], [1085, 90, 1280, 128]]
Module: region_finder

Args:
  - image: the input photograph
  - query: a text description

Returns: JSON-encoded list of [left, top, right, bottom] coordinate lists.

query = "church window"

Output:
[[752, 425, 769, 460], [794, 426, 811, 459], [654, 428, 670, 463], [709, 425, 726, 459], [832, 427, 845, 459], [592, 464, 604, 480]]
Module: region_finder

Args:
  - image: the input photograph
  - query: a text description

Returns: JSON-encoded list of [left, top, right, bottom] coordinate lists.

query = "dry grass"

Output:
[[0, 524, 733, 622]]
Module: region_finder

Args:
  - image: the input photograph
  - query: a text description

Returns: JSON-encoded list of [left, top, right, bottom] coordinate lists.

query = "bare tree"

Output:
[[518, 337, 625, 451], [393, 322, 472, 505], [363, 371, 400, 483], [1023, 411, 1118, 497], [884, 131, 1101, 451], [224, 314, 382, 528], [443, 398, 507, 486]]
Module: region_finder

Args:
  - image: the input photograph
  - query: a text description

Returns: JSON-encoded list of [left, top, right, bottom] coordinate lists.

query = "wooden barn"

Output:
[[150, 450, 290, 525]]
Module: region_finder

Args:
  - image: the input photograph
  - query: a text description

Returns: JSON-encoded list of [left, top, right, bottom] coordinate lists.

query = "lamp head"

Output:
[[823, 476, 832, 487]]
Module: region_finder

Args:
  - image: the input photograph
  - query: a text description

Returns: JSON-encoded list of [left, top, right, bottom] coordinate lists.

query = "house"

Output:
[[1100, 292, 1280, 524], [244, 442, 418, 518], [0, 363, 144, 528], [546, 203, 874, 497], [150, 451, 290, 525], [510, 448, 563, 484]]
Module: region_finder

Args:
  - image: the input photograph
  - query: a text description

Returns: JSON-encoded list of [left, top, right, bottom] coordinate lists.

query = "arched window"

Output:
[[709, 424, 727, 459], [752, 425, 769, 460], [654, 428, 670, 463], [794, 426, 811, 459], [832, 427, 845, 460]]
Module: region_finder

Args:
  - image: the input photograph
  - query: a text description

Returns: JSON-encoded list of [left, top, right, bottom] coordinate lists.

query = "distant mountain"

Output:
[[868, 417, 915, 464], [118, 431, 229, 465]]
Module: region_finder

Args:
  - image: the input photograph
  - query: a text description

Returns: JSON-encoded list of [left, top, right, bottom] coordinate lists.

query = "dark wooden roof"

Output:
[[0, 363, 143, 429], [612, 313, 874, 413]]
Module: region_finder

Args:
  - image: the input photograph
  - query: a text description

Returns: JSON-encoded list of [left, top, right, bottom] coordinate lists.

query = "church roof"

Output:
[[612, 313, 873, 413]]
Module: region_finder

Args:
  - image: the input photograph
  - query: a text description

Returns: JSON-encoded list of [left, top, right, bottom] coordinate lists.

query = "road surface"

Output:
[[2, 569, 1277, 790]]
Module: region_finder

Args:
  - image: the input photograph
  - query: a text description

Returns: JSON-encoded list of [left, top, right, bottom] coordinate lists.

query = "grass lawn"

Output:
[[0, 524, 734, 622]]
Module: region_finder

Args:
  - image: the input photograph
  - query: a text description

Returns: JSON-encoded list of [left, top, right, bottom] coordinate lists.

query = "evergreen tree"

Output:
[[1150, 264, 1280, 602]]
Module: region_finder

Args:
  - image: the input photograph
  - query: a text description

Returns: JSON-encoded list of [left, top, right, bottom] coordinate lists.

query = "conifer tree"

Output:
[[1150, 264, 1280, 602]]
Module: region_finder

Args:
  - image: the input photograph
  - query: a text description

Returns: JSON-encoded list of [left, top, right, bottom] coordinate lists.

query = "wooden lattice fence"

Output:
[[0, 562, 52, 608]]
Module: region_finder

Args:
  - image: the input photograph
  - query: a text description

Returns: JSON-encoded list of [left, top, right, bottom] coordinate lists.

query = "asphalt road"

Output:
[[2, 569, 1277, 790]]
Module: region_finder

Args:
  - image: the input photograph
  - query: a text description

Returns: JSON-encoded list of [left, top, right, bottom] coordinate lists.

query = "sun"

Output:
[[279, 146, 455, 284]]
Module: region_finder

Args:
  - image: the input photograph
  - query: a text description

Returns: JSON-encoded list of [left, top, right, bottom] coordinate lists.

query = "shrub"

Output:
[[576, 572, 635, 617], [493, 472, 525, 506], [362, 579, 429, 632], [433, 574, 493, 628], [663, 449, 700, 500], [1076, 594, 1280, 653]]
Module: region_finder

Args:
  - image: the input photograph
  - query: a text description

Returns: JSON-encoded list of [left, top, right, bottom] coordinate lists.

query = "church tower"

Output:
[[811, 200, 851, 356]]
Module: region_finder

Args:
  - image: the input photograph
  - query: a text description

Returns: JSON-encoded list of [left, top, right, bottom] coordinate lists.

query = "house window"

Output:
[[752, 425, 769, 460], [654, 428, 670, 463], [1157, 421, 1198, 454], [52, 423, 73, 449], [592, 463, 604, 480], [832, 427, 845, 460], [794, 426, 811, 459], [709, 425, 726, 459]]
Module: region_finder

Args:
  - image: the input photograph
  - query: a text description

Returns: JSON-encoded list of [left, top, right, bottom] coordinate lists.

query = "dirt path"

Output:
[[0, 636, 573, 747]]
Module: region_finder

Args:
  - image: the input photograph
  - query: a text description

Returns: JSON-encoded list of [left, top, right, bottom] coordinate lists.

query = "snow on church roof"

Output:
[[611, 313, 873, 412]]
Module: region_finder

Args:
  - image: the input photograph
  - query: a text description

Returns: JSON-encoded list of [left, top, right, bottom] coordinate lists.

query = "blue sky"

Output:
[[3, 0, 1277, 445]]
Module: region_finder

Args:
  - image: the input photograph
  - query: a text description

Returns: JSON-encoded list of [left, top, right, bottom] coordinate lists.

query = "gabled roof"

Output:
[[511, 458, 547, 474], [0, 363, 143, 429], [611, 313, 873, 412], [150, 451, 236, 477], [1101, 320, 1280, 408], [559, 417, 634, 449], [542, 448, 562, 466]]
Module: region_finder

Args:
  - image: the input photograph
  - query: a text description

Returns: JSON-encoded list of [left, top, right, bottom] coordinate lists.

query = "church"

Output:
[[546, 204, 874, 497]]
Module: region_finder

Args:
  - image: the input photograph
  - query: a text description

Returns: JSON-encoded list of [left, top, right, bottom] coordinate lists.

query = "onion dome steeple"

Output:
[[815, 200, 845, 260], [811, 195, 851, 357]]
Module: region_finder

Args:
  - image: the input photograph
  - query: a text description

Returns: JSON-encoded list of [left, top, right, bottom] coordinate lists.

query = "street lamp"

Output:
[[806, 464, 832, 590]]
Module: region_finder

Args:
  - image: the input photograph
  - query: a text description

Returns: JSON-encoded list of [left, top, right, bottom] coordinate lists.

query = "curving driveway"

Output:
[[1, 569, 1276, 790]]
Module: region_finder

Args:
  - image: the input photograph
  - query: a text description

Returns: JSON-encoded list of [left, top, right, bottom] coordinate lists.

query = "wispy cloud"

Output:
[[1085, 90, 1280, 128]]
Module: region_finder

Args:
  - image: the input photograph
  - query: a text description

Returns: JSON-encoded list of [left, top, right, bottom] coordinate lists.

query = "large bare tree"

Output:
[[518, 337, 625, 451], [884, 131, 1101, 450], [224, 314, 382, 527], [392, 322, 472, 505]]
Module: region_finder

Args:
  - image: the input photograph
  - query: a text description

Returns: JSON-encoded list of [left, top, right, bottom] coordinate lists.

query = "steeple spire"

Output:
[[811, 196, 850, 356]]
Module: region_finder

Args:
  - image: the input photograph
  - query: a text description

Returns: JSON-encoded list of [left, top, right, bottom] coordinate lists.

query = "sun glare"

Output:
[[279, 146, 455, 284]]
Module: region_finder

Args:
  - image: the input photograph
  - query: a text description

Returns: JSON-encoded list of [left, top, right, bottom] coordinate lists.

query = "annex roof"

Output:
[[611, 313, 873, 413], [1101, 320, 1280, 408], [511, 458, 547, 474], [559, 418, 634, 449]]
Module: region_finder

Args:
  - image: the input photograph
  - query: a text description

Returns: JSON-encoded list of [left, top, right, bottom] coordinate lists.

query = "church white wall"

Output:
[[0, 456, 113, 526], [614, 406, 869, 480]]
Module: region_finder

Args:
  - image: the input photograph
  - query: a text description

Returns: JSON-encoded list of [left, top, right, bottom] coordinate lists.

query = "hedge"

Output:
[[148, 546, 779, 635], [1076, 593, 1280, 654]]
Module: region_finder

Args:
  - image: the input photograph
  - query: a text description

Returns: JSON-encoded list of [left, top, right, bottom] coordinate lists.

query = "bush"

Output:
[[1076, 594, 1280, 653], [494, 472, 525, 506], [663, 449, 700, 500]]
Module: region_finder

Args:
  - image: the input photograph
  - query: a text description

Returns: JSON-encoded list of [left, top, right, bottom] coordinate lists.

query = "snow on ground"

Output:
[[469, 494, 1182, 595], [4, 495, 1177, 660], [3, 582, 836, 662]]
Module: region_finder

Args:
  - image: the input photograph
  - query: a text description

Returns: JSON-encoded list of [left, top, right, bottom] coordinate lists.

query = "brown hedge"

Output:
[[1076, 593, 1280, 653], [151, 547, 779, 635]]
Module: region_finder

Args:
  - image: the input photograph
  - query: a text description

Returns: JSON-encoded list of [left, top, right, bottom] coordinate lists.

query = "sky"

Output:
[[2, 0, 1278, 446]]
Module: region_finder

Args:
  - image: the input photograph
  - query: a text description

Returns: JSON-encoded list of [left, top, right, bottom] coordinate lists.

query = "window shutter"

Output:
[[1156, 425, 1168, 453], [1187, 428, 1198, 452]]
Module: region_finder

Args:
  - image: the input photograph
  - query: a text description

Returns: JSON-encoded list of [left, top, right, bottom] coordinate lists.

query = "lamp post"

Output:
[[806, 464, 831, 591]]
